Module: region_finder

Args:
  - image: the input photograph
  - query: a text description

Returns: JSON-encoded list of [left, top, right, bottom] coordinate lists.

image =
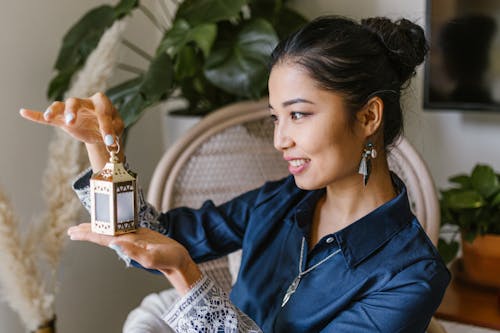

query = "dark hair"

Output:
[[270, 16, 429, 147]]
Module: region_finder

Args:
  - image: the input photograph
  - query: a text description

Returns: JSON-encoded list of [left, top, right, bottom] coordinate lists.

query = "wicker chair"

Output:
[[123, 99, 446, 333]]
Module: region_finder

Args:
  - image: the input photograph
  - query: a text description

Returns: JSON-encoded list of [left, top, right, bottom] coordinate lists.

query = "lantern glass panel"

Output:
[[95, 193, 111, 222], [117, 191, 134, 222]]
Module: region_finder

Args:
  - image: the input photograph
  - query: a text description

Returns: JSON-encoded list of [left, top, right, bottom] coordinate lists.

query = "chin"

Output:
[[292, 175, 324, 191]]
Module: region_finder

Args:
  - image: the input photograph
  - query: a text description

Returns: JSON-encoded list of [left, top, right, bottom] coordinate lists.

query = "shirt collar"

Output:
[[294, 174, 414, 268]]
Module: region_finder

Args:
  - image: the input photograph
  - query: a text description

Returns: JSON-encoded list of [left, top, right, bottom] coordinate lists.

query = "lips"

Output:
[[286, 158, 310, 175]]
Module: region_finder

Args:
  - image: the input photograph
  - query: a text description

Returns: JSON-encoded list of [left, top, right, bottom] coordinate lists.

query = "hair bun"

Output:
[[361, 17, 429, 83]]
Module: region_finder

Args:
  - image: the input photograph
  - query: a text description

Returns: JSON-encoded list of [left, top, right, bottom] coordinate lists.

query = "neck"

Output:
[[314, 153, 397, 238]]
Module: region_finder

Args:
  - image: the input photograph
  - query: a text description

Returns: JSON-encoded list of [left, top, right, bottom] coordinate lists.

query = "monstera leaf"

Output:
[[204, 19, 279, 98], [175, 0, 248, 26], [107, 52, 174, 128], [47, 0, 138, 101]]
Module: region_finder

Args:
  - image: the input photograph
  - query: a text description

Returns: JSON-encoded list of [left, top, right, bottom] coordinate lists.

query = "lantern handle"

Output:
[[105, 135, 121, 156]]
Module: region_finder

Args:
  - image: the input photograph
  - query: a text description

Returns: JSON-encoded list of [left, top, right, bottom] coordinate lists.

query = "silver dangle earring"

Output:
[[358, 141, 377, 186]]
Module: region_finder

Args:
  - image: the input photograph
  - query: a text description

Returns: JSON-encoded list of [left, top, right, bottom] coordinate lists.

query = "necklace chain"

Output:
[[281, 237, 341, 307]]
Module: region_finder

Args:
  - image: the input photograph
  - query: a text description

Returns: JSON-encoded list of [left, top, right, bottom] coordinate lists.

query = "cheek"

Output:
[[311, 126, 362, 168]]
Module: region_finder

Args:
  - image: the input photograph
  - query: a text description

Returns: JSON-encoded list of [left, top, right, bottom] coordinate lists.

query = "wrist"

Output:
[[85, 142, 125, 172], [160, 257, 202, 296]]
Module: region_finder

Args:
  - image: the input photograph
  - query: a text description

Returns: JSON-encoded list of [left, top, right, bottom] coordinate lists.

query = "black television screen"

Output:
[[424, 0, 500, 111]]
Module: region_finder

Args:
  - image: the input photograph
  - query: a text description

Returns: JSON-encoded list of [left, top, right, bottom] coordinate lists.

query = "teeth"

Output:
[[289, 159, 307, 167]]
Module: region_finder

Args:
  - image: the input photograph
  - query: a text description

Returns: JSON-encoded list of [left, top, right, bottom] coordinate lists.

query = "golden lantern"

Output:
[[90, 143, 137, 235]]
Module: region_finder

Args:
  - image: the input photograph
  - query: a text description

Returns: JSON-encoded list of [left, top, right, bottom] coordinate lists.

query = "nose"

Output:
[[273, 120, 293, 151]]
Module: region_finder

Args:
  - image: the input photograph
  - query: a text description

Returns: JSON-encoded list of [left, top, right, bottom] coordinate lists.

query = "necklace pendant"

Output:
[[281, 276, 301, 307]]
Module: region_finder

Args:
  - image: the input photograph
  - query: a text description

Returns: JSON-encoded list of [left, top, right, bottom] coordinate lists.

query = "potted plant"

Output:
[[48, 0, 307, 131], [438, 164, 500, 289]]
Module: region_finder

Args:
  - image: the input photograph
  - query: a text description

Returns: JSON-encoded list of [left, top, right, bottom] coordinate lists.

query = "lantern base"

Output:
[[91, 221, 137, 236]]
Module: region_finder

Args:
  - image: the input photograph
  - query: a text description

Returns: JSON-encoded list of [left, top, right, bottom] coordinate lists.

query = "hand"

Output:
[[20, 92, 125, 170], [67, 223, 202, 295], [20, 92, 123, 146]]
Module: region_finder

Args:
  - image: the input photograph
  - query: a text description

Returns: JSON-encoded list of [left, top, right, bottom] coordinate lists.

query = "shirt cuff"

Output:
[[162, 275, 262, 333], [72, 167, 93, 212]]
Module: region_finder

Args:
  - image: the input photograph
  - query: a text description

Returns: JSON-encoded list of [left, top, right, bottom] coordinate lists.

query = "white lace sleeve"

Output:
[[72, 167, 167, 235], [163, 275, 262, 333]]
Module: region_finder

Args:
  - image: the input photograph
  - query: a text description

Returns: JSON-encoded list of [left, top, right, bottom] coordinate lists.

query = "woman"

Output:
[[21, 15, 450, 332]]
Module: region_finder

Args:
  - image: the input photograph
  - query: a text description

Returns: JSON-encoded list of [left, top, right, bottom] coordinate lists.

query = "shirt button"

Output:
[[326, 237, 335, 244]]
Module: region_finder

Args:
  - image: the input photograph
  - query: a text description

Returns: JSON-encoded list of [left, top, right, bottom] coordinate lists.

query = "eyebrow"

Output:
[[268, 98, 315, 109]]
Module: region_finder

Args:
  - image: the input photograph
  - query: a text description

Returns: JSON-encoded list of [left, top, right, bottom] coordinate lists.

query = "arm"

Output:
[[68, 224, 262, 333], [163, 274, 262, 333], [321, 261, 450, 333], [72, 165, 268, 262]]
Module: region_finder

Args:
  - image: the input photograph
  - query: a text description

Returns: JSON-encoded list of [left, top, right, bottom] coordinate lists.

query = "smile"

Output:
[[287, 158, 310, 175], [289, 159, 308, 167]]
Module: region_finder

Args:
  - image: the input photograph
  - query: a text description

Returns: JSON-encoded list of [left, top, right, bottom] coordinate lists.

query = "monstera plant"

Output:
[[48, 0, 307, 128]]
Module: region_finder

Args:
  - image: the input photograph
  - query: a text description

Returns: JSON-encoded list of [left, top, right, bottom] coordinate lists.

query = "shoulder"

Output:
[[379, 218, 451, 293]]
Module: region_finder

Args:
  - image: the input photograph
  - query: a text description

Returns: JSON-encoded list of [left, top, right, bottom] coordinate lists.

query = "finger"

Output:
[[63, 98, 95, 126], [63, 98, 80, 125], [20, 107, 66, 128], [112, 117, 125, 140], [44, 101, 65, 122], [67, 223, 113, 247], [91, 92, 117, 146], [19, 108, 49, 125]]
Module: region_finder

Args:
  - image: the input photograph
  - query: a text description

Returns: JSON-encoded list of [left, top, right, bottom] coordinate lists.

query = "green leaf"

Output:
[[492, 191, 500, 206], [48, 3, 132, 100], [445, 190, 486, 210], [113, 0, 139, 19], [471, 164, 499, 198], [176, 0, 248, 26], [141, 52, 174, 102], [113, 52, 174, 127], [248, 1, 307, 39], [107, 77, 143, 106], [118, 94, 148, 128], [437, 238, 459, 264], [204, 18, 279, 98], [47, 67, 79, 103], [448, 174, 472, 189], [157, 19, 217, 58], [54, 6, 115, 71], [175, 45, 201, 79]]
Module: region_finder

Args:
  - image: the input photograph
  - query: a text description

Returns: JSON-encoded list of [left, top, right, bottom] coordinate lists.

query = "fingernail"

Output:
[[104, 134, 114, 146], [44, 108, 52, 121], [65, 113, 74, 125], [19, 108, 26, 115]]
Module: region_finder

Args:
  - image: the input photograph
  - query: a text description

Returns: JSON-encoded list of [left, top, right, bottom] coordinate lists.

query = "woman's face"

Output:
[[268, 62, 365, 190]]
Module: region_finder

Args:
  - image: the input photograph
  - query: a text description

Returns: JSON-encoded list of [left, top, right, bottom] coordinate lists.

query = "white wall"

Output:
[[289, 0, 500, 188], [1, 0, 500, 332], [0, 1, 167, 332]]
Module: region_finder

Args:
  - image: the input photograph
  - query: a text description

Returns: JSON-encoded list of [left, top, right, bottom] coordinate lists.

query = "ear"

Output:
[[356, 96, 383, 137]]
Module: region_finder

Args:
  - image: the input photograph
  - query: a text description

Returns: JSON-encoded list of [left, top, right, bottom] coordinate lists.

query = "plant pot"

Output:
[[461, 234, 500, 289], [162, 99, 203, 149], [163, 113, 202, 149]]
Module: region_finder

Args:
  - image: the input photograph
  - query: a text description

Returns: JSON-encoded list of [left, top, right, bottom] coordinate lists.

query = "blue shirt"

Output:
[[155, 175, 450, 333]]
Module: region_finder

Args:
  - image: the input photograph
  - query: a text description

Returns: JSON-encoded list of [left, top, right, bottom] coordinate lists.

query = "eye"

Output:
[[291, 112, 308, 120], [269, 114, 278, 123]]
